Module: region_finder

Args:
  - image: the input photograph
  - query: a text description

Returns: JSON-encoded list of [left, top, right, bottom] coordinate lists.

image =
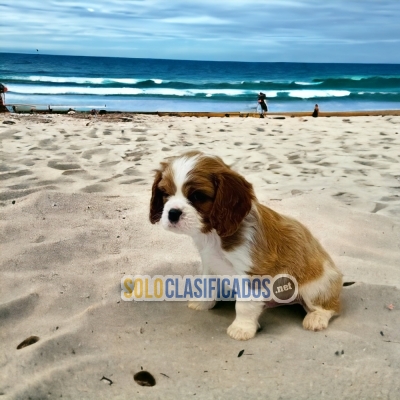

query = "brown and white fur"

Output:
[[149, 151, 342, 341]]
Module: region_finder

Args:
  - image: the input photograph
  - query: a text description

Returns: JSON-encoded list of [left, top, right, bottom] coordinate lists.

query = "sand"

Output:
[[0, 112, 399, 399]]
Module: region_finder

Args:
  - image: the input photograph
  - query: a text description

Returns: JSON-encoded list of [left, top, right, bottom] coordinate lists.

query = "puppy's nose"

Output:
[[168, 208, 182, 223]]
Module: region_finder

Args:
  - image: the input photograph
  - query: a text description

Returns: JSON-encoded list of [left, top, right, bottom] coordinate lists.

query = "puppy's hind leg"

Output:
[[302, 308, 336, 331], [300, 262, 342, 332]]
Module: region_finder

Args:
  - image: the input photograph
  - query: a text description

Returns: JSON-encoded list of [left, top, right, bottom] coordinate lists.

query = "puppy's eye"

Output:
[[158, 188, 169, 198], [189, 191, 209, 203]]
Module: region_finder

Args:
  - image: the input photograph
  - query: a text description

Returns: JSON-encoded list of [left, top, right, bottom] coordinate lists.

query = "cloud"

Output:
[[0, 0, 399, 62]]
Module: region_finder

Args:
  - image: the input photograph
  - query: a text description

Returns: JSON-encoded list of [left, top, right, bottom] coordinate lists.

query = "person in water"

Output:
[[257, 92, 268, 118]]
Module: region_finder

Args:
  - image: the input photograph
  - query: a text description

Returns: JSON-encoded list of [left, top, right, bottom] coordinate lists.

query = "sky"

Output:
[[1, 0, 400, 63]]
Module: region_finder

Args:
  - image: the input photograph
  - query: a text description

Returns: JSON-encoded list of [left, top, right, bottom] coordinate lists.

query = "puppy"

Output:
[[149, 151, 342, 340]]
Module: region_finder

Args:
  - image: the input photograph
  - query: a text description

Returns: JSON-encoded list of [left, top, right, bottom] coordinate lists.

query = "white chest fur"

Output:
[[192, 230, 253, 276]]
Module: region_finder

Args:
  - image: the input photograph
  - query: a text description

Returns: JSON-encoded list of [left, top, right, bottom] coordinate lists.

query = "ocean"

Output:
[[1, 52, 400, 113]]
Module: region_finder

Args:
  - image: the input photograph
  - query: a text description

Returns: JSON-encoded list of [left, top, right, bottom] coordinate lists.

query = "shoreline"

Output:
[[3, 108, 400, 118]]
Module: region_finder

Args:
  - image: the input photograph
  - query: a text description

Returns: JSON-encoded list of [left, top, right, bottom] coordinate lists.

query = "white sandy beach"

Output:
[[0, 112, 399, 399]]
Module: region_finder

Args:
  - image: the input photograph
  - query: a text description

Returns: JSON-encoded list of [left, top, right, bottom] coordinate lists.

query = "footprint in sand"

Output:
[[123, 150, 145, 161], [332, 192, 358, 204], [287, 154, 301, 161], [33, 235, 46, 243], [81, 184, 107, 193], [100, 161, 120, 168], [120, 178, 146, 184], [131, 128, 147, 133], [100, 174, 124, 183], [359, 154, 378, 159], [81, 148, 110, 160], [48, 160, 81, 170], [268, 164, 282, 170], [39, 139, 59, 150], [291, 189, 304, 195], [380, 137, 396, 142], [0, 130, 22, 147], [8, 183, 31, 190], [1, 293, 39, 324], [61, 170, 92, 181], [380, 195, 400, 202], [0, 169, 33, 180], [381, 155, 398, 163], [1, 160, 14, 173], [354, 160, 375, 167], [36, 179, 58, 186], [87, 129, 98, 138], [0, 188, 47, 202], [371, 203, 388, 213]]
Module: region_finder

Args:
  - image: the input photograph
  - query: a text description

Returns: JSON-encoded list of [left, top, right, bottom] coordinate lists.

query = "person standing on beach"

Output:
[[0, 83, 9, 113], [257, 92, 268, 118], [312, 104, 319, 117]]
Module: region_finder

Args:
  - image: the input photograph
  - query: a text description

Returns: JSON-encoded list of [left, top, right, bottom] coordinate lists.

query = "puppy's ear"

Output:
[[209, 170, 254, 237], [149, 168, 164, 224]]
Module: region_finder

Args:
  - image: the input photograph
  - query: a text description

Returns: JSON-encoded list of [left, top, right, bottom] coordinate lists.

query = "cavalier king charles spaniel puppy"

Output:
[[149, 151, 342, 341]]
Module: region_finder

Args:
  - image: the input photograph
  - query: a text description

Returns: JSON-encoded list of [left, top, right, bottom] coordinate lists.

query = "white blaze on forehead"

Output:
[[171, 154, 200, 196]]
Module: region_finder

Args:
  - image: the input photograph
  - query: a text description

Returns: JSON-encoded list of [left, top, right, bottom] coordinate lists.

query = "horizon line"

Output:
[[1, 51, 400, 66]]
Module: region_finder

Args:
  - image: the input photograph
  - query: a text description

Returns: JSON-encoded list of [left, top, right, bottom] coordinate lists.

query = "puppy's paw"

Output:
[[227, 320, 258, 341], [188, 300, 216, 311], [303, 311, 329, 331]]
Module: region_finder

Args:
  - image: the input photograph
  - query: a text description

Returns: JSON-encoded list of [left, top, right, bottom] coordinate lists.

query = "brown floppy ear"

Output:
[[209, 170, 254, 237], [149, 169, 164, 224]]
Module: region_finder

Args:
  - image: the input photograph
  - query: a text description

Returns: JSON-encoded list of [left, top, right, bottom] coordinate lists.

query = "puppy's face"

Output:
[[149, 152, 254, 238]]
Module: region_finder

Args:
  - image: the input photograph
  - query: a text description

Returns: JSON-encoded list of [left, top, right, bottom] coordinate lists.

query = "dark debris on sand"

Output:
[[69, 112, 138, 123]]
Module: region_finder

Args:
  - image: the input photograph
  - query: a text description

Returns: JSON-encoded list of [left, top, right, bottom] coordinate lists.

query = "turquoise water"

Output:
[[1, 52, 400, 112]]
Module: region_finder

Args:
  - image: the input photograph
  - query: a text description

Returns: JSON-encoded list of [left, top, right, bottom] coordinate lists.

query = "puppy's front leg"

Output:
[[188, 250, 216, 311], [227, 300, 264, 341], [188, 299, 216, 310]]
